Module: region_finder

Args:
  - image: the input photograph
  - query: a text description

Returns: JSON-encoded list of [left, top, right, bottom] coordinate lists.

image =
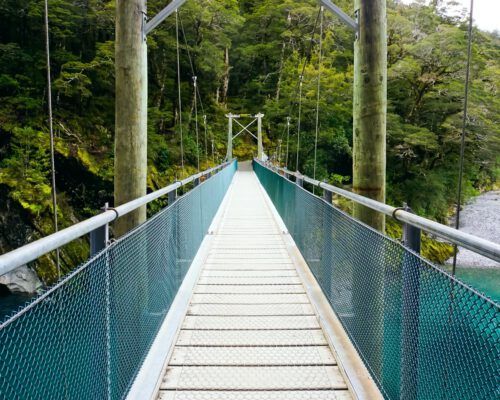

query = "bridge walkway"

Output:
[[157, 167, 353, 399]]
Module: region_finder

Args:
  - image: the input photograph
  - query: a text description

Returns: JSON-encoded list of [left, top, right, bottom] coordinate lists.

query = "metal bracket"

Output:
[[141, 10, 147, 42], [354, 9, 360, 40], [320, 0, 358, 33], [145, 0, 189, 35]]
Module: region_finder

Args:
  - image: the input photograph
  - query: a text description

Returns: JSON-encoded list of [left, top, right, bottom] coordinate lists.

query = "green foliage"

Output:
[[386, 219, 455, 265], [0, 0, 498, 282]]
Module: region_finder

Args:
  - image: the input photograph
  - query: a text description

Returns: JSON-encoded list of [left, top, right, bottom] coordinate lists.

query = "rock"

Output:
[[0, 265, 43, 294], [446, 190, 500, 268]]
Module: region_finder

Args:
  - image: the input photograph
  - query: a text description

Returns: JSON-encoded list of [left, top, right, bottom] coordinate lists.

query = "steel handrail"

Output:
[[0, 160, 235, 275], [255, 159, 500, 263]]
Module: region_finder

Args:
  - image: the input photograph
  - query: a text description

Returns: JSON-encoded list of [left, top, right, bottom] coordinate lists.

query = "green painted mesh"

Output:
[[254, 161, 499, 400], [0, 161, 237, 400]]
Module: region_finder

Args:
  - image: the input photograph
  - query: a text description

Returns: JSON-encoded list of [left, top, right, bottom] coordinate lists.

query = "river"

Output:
[[445, 190, 500, 302], [0, 291, 34, 322]]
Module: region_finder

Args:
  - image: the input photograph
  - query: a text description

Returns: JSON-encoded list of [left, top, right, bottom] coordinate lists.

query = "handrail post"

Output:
[[402, 207, 421, 254], [400, 204, 421, 400], [323, 186, 333, 204], [90, 202, 110, 256], [296, 173, 304, 187], [89, 202, 112, 398], [168, 188, 177, 206], [256, 112, 264, 160]]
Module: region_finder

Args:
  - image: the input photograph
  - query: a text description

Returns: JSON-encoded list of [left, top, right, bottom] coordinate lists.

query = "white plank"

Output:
[[187, 303, 314, 316], [176, 329, 328, 346], [193, 284, 305, 294], [197, 276, 302, 285], [182, 315, 320, 330], [161, 366, 347, 390], [201, 270, 297, 277], [159, 391, 344, 400], [190, 293, 310, 304], [169, 346, 336, 366], [203, 263, 294, 271]]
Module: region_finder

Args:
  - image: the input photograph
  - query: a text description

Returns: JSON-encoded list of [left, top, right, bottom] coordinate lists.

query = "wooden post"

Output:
[[352, 0, 387, 380], [353, 0, 387, 233], [256, 113, 264, 160], [114, 0, 148, 237], [226, 114, 233, 161]]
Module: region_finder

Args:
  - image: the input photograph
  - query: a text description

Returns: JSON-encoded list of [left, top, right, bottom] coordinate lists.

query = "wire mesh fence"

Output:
[[254, 161, 499, 400], [0, 161, 236, 400]]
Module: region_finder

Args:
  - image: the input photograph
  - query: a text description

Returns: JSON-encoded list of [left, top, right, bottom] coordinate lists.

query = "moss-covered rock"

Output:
[[386, 219, 454, 265]]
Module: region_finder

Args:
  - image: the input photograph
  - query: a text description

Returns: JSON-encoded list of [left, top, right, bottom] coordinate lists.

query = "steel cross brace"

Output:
[[233, 118, 258, 140]]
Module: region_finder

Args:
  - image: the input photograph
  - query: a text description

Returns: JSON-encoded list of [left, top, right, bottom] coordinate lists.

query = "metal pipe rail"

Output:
[[255, 160, 500, 263], [0, 161, 234, 276]]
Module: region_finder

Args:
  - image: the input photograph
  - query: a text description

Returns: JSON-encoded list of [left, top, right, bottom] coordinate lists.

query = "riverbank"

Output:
[[445, 190, 499, 301]]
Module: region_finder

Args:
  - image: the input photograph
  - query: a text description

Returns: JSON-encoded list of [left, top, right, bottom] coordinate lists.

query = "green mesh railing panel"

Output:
[[0, 161, 237, 400], [254, 161, 499, 400]]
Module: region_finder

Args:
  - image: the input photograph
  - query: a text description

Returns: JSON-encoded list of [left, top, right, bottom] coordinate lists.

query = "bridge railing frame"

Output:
[[255, 159, 500, 263], [254, 159, 499, 399], [0, 160, 236, 277]]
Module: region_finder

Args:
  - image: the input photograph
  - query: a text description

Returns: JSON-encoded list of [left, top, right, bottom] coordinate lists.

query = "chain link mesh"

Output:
[[254, 161, 499, 400], [0, 161, 236, 400]]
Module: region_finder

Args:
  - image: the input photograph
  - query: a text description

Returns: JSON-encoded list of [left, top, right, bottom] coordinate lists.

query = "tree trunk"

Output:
[[275, 41, 286, 101], [221, 47, 230, 105], [114, 0, 148, 236]]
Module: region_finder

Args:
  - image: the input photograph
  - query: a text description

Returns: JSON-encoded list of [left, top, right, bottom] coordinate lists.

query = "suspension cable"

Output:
[[295, 76, 304, 171], [175, 10, 185, 173], [44, 0, 60, 278], [285, 116, 291, 167], [179, 11, 211, 166], [203, 114, 210, 162], [193, 76, 200, 172], [452, 0, 474, 275], [276, 7, 321, 171], [312, 6, 324, 192], [44, 3, 69, 397]]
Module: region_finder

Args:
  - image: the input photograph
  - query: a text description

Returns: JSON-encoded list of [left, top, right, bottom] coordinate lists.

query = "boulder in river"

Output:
[[0, 265, 43, 294]]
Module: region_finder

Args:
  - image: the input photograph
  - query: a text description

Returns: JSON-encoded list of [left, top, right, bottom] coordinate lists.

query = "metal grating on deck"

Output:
[[157, 170, 352, 399]]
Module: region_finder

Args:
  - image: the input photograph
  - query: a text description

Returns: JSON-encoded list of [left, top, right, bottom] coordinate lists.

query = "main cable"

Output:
[[44, 0, 60, 278], [312, 6, 324, 192], [175, 10, 185, 173], [285, 116, 291, 167], [193, 76, 200, 172], [452, 0, 474, 275], [295, 76, 303, 171]]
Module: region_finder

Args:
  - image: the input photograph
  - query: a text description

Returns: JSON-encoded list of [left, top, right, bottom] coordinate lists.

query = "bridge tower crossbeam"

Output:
[[225, 112, 265, 161]]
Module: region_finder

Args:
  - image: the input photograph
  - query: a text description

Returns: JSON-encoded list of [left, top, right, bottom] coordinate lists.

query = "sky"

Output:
[[399, 0, 500, 32]]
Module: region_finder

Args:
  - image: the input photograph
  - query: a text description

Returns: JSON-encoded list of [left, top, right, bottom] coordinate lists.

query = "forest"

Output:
[[0, 0, 498, 283]]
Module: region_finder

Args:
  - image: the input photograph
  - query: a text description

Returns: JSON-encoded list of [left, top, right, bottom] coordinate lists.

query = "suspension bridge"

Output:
[[0, 159, 498, 400], [0, 0, 499, 399]]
